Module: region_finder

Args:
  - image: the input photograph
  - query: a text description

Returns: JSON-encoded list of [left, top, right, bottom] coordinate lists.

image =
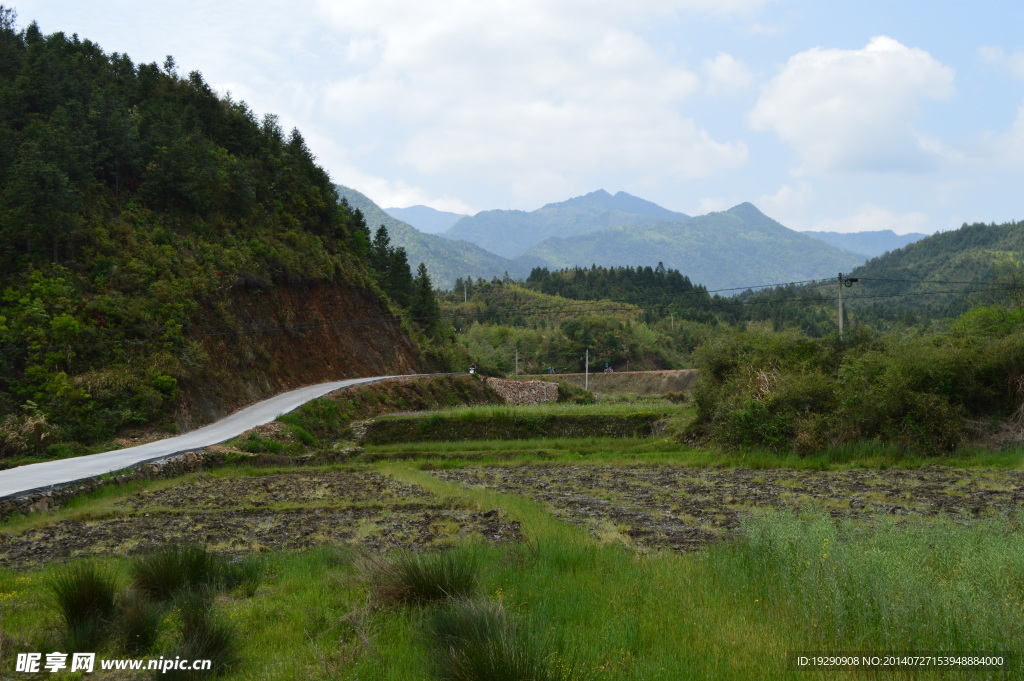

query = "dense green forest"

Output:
[[0, 9, 438, 454]]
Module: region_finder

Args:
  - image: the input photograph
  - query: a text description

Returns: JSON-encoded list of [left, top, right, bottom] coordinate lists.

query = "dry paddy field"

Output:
[[5, 463, 1023, 567]]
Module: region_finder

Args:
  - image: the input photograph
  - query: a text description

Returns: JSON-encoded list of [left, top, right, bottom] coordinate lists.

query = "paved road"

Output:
[[0, 375, 413, 499]]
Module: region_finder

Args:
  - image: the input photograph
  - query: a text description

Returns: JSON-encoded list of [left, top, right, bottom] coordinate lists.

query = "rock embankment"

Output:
[[484, 378, 558, 405], [0, 449, 226, 521], [519, 369, 698, 395]]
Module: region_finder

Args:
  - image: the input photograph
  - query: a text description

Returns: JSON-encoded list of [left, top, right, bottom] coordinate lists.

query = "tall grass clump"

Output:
[[716, 511, 1024, 657], [131, 545, 260, 601], [160, 590, 239, 680], [428, 599, 589, 681], [48, 562, 119, 650], [366, 549, 479, 605], [116, 588, 164, 653]]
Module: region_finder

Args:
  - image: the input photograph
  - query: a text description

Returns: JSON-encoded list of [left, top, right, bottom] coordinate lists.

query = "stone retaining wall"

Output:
[[0, 450, 227, 522], [485, 377, 558, 405]]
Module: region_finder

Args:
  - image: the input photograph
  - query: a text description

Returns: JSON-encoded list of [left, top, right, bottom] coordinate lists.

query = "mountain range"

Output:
[[345, 187, 897, 291], [338, 185, 515, 289], [445, 189, 688, 258]]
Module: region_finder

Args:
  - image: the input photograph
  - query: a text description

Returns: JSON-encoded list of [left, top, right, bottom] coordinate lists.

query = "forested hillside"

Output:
[[736, 219, 1024, 335], [0, 9, 423, 453]]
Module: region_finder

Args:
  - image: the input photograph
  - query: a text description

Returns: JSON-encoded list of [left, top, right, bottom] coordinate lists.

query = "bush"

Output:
[[688, 323, 1024, 455], [365, 549, 479, 605], [556, 382, 594, 405]]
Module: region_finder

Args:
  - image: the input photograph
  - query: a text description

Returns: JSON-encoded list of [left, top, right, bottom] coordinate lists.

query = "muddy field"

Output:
[[432, 465, 1024, 551], [0, 470, 520, 568]]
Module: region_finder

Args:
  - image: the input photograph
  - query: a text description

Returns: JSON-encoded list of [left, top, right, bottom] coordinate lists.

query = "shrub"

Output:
[[556, 382, 594, 405], [365, 549, 479, 605], [239, 433, 284, 454]]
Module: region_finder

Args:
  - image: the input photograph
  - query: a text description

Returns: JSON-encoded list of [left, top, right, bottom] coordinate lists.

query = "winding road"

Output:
[[0, 375, 413, 499]]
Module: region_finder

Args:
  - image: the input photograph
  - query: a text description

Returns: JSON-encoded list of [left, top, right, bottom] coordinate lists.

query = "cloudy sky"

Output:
[[13, 1, 1024, 233]]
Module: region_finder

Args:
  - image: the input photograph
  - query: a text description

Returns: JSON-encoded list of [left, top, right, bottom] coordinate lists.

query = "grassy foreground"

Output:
[[2, 456, 1023, 680]]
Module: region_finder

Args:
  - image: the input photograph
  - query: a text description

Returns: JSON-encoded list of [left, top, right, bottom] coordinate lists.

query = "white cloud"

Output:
[[755, 181, 813, 224], [974, 103, 1024, 168], [979, 46, 1024, 80], [811, 204, 931, 235], [339, 168, 478, 214], [695, 197, 734, 214], [749, 36, 955, 173], [702, 53, 754, 94], [313, 0, 749, 204]]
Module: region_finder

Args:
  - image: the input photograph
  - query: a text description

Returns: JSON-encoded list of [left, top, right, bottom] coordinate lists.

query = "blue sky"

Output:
[[11, 0, 1024, 233]]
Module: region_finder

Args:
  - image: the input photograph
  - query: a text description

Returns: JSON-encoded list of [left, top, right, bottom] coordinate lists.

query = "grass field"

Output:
[[2, 396, 1024, 680]]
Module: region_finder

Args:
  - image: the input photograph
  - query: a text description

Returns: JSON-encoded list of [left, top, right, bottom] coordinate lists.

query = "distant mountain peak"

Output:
[[727, 202, 765, 218]]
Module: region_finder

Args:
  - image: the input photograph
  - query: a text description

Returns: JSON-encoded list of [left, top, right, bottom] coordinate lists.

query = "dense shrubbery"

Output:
[[689, 309, 1024, 454]]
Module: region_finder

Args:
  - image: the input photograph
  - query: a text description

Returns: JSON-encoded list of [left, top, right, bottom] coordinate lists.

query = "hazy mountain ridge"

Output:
[[338, 185, 515, 288], [384, 205, 469, 234], [516, 203, 867, 290], [802, 230, 928, 258], [445, 189, 690, 258]]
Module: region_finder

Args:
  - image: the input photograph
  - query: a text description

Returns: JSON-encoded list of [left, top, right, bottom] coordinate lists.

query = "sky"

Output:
[[11, 0, 1024, 234]]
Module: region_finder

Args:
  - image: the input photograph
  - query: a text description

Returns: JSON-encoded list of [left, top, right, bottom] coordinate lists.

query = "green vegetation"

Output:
[[363, 408, 671, 445], [688, 311, 1024, 455], [444, 281, 715, 375]]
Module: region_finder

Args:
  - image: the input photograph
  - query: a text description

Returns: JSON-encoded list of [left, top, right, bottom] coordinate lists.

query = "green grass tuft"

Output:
[[365, 549, 480, 605], [49, 562, 119, 650], [161, 590, 239, 680], [429, 598, 590, 681], [116, 588, 164, 653], [131, 545, 260, 602]]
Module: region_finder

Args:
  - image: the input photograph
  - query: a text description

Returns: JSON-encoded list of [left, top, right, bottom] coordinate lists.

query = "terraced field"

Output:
[[0, 470, 521, 568]]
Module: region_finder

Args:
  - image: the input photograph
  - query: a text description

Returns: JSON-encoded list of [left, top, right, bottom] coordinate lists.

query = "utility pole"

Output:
[[585, 348, 589, 391], [515, 348, 519, 376], [837, 272, 844, 338], [837, 272, 858, 338], [463, 279, 467, 303]]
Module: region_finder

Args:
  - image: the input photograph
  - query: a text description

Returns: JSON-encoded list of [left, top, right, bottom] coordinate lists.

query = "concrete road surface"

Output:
[[0, 375, 412, 499]]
